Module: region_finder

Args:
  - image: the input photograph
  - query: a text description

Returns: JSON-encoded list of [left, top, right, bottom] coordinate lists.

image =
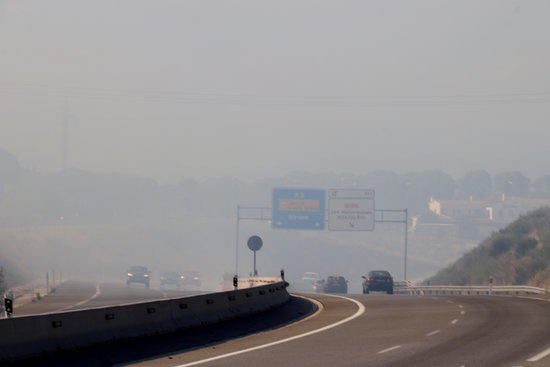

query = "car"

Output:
[[323, 275, 348, 294], [180, 271, 201, 289], [126, 266, 151, 288], [160, 271, 181, 289], [362, 270, 394, 294], [296, 272, 319, 292]]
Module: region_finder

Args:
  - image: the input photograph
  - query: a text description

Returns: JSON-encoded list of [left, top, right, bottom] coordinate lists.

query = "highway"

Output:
[[119, 293, 549, 367], [14, 286, 550, 367], [14, 281, 202, 316]]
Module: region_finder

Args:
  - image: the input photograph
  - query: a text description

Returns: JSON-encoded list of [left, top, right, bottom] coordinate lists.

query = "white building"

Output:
[[428, 198, 490, 220], [429, 196, 550, 224]]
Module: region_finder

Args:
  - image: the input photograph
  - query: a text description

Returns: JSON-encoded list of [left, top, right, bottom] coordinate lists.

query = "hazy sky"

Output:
[[1, 0, 549, 182]]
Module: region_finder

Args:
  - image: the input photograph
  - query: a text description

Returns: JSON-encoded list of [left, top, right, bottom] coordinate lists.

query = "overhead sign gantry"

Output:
[[235, 187, 409, 279]]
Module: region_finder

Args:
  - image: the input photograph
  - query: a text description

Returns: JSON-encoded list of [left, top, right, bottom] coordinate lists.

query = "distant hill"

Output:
[[428, 207, 550, 287]]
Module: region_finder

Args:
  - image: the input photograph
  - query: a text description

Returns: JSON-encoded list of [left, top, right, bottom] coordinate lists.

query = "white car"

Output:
[[299, 272, 319, 292]]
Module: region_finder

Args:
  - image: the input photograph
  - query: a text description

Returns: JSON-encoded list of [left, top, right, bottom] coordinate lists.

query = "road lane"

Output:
[[14, 281, 204, 315], [128, 294, 550, 367], [10, 289, 550, 367]]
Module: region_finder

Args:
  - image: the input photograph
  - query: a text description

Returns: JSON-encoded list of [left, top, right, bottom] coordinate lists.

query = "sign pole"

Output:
[[247, 236, 263, 277], [253, 250, 257, 277], [235, 206, 240, 277]]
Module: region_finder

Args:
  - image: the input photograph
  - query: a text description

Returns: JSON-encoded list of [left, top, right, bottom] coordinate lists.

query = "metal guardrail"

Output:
[[394, 282, 548, 296]]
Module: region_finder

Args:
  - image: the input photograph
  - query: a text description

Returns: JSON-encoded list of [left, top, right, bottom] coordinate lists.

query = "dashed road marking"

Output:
[[426, 329, 440, 337], [460, 311, 465, 315], [451, 319, 459, 325], [458, 305, 464, 308], [377, 345, 401, 354], [527, 347, 550, 362]]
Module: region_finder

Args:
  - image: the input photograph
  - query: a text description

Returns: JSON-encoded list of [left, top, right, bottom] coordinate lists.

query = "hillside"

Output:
[[428, 207, 550, 287]]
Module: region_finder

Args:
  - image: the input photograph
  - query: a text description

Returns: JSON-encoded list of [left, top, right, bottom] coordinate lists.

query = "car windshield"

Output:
[[328, 276, 345, 283], [130, 266, 148, 273], [370, 271, 391, 277]]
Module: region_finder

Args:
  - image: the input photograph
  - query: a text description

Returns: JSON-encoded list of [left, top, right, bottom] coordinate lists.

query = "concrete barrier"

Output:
[[0, 278, 289, 362]]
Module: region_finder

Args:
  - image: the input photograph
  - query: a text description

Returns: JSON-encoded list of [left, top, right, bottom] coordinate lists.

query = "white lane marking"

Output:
[[426, 329, 440, 337], [284, 295, 324, 327], [447, 300, 455, 304], [460, 311, 465, 315], [59, 284, 101, 311], [377, 345, 401, 354], [458, 305, 464, 309], [172, 294, 366, 367], [527, 347, 550, 362], [517, 296, 550, 303], [451, 318, 459, 325]]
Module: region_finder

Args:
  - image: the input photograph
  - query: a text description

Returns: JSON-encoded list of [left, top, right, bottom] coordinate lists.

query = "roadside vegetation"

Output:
[[428, 207, 550, 286]]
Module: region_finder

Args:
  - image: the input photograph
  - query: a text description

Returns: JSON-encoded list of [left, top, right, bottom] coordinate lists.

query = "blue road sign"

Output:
[[272, 188, 326, 230]]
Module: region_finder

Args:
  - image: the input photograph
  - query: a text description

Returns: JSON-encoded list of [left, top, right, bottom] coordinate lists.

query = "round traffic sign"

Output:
[[247, 235, 263, 251]]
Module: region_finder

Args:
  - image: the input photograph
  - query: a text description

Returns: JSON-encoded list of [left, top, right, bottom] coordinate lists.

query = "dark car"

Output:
[[127, 266, 151, 288], [180, 271, 202, 289], [323, 275, 348, 294], [362, 270, 393, 294], [160, 271, 181, 288]]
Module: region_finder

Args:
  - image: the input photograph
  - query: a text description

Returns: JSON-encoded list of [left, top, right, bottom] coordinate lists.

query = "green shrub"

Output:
[[427, 207, 550, 285], [490, 236, 513, 257], [515, 238, 538, 257]]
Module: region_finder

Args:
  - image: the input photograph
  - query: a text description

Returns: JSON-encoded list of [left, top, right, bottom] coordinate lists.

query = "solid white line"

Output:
[[59, 284, 101, 311], [527, 347, 550, 362], [377, 345, 401, 354], [517, 296, 550, 303], [284, 295, 324, 327], [451, 319, 459, 325], [173, 294, 366, 367], [426, 329, 440, 337]]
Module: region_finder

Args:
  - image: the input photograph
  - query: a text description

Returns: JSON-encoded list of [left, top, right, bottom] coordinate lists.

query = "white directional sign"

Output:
[[328, 189, 375, 231]]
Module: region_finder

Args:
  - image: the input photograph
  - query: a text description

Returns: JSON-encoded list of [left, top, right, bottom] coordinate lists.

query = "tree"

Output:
[[0, 267, 5, 295], [460, 170, 492, 199], [494, 172, 530, 198], [403, 170, 456, 212], [532, 175, 550, 198], [0, 148, 21, 185]]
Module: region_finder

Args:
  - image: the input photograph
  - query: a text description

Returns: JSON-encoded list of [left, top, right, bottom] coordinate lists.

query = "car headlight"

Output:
[[193, 277, 199, 280], [180, 276, 185, 279], [127, 273, 133, 277]]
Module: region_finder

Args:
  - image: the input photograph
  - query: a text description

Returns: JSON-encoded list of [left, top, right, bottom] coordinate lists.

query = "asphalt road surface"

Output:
[[125, 293, 550, 367], [11, 288, 550, 367], [14, 281, 203, 316]]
